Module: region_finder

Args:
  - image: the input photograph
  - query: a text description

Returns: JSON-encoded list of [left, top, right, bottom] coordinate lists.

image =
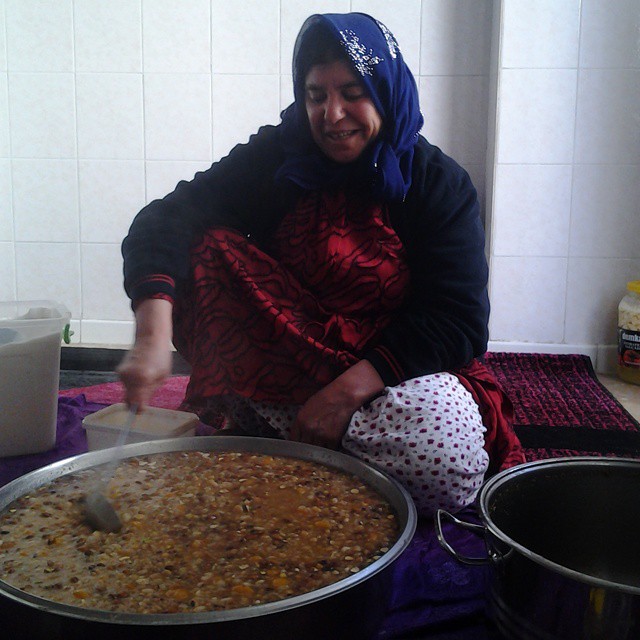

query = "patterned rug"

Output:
[[484, 352, 640, 460], [59, 352, 640, 460]]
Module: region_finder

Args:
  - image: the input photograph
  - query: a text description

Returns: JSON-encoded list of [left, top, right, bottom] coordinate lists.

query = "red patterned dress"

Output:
[[172, 189, 517, 515]]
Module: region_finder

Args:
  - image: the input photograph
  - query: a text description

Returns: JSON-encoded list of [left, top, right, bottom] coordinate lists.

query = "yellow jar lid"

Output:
[[628, 281, 640, 294]]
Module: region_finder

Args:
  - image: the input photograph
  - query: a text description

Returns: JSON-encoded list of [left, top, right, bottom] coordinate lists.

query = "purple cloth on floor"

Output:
[[0, 395, 494, 638], [378, 512, 493, 639], [0, 395, 105, 488]]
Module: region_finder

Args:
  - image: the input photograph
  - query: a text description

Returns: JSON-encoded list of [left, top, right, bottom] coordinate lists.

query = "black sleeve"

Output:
[[121, 125, 288, 303], [365, 140, 490, 384]]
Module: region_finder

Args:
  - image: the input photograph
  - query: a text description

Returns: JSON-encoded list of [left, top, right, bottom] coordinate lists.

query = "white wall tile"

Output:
[[15, 242, 81, 316], [76, 73, 144, 160], [9, 73, 76, 158], [570, 164, 640, 259], [74, 0, 142, 73], [0, 74, 8, 156], [143, 0, 210, 73], [280, 0, 351, 75], [280, 74, 294, 112], [145, 160, 210, 203], [497, 68, 577, 164], [350, 0, 422, 73], [12, 159, 79, 242], [0, 0, 636, 351], [420, 0, 492, 75], [212, 74, 280, 161], [0, 159, 10, 242], [81, 243, 131, 321], [580, 0, 640, 69], [0, 242, 15, 300], [144, 73, 212, 161], [211, 0, 280, 75], [0, 0, 6, 71], [78, 160, 145, 243], [419, 75, 488, 164], [500, 0, 580, 69], [574, 69, 640, 165], [5, 0, 73, 72], [565, 257, 640, 344], [489, 341, 599, 359], [492, 164, 572, 257], [489, 256, 567, 343], [595, 344, 617, 375], [81, 319, 134, 346]]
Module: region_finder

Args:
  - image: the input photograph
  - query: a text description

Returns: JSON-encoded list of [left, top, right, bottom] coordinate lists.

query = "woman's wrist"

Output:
[[331, 360, 385, 411], [133, 297, 173, 345]]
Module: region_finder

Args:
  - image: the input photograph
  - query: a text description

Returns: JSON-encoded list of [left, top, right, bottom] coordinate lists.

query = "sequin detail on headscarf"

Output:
[[375, 20, 400, 59], [338, 29, 384, 76]]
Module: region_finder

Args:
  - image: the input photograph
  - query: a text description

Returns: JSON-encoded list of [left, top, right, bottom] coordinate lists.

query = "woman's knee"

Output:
[[343, 374, 489, 515]]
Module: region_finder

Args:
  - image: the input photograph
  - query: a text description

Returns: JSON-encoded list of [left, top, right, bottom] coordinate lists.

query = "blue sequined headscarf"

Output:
[[275, 13, 424, 202]]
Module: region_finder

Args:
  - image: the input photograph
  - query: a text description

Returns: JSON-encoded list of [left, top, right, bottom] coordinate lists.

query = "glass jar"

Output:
[[617, 280, 640, 385]]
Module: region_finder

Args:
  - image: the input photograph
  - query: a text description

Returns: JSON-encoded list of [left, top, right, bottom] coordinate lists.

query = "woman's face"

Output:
[[304, 59, 382, 164]]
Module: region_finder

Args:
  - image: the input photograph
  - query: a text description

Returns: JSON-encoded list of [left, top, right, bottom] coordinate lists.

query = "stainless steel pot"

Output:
[[0, 436, 417, 640], [436, 457, 640, 640]]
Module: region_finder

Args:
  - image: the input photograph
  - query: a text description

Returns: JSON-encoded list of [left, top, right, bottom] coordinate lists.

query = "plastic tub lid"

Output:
[[83, 404, 200, 438], [0, 300, 71, 324], [0, 300, 71, 344]]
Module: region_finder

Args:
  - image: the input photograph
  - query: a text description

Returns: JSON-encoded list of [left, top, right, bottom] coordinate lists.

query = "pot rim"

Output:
[[479, 456, 640, 596], [0, 436, 417, 626]]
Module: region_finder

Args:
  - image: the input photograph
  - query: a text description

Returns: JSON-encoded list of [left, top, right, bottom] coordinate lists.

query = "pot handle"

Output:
[[435, 509, 489, 566]]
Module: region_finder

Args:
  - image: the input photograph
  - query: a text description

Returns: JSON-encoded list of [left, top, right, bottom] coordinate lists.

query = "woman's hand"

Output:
[[117, 298, 174, 409], [290, 360, 385, 449]]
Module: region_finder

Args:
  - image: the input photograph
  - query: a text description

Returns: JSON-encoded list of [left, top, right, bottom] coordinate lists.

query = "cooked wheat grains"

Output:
[[0, 451, 398, 614]]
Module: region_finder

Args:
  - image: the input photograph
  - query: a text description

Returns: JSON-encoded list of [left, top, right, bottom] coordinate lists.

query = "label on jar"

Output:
[[618, 327, 640, 369]]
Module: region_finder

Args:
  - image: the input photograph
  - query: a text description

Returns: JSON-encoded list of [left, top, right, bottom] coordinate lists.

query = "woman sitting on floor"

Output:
[[118, 12, 524, 516]]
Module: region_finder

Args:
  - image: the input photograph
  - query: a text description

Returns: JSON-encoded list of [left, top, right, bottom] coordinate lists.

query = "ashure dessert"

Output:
[[0, 451, 398, 614]]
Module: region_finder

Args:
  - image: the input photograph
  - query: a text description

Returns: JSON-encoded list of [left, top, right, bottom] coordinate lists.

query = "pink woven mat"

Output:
[[59, 375, 188, 409]]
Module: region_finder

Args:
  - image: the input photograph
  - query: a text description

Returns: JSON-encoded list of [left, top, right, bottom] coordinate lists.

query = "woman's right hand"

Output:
[[117, 298, 174, 409]]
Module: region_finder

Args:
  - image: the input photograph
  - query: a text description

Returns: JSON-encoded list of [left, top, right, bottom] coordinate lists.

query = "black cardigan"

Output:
[[122, 124, 489, 386]]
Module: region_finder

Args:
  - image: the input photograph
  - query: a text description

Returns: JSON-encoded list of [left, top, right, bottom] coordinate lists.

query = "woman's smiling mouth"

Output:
[[325, 130, 358, 140], [324, 129, 358, 142]]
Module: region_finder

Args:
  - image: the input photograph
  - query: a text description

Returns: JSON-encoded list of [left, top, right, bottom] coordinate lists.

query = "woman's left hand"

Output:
[[291, 388, 355, 449], [290, 360, 386, 449]]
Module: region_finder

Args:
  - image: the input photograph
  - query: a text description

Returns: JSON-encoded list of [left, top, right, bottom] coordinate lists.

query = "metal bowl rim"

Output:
[[0, 436, 417, 625], [478, 456, 640, 595]]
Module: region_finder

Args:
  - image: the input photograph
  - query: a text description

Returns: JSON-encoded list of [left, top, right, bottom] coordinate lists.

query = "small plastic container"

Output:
[[83, 403, 200, 450], [0, 300, 71, 457], [617, 280, 640, 386]]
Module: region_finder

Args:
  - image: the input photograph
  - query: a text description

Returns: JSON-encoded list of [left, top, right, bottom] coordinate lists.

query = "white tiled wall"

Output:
[[488, 0, 640, 373], [1, 0, 492, 345], [2, 0, 638, 370]]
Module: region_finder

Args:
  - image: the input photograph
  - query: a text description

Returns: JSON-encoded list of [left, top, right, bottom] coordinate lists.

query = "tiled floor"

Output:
[[59, 370, 119, 389]]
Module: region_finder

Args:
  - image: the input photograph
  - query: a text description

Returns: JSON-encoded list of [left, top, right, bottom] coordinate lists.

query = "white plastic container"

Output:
[[83, 403, 199, 450], [0, 300, 71, 457]]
